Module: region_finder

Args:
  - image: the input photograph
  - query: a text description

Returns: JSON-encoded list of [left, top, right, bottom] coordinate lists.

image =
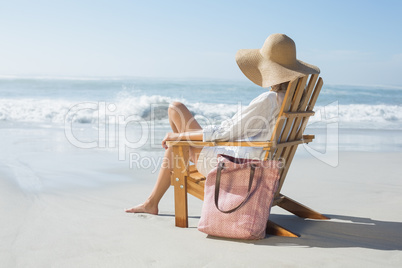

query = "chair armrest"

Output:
[[302, 134, 315, 143], [166, 135, 314, 149], [166, 140, 273, 149]]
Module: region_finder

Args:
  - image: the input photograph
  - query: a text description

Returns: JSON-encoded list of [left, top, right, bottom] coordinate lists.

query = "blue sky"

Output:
[[0, 0, 401, 86]]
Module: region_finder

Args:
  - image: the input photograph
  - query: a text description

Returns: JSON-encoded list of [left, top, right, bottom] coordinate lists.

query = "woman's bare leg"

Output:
[[125, 147, 174, 214], [126, 102, 203, 214]]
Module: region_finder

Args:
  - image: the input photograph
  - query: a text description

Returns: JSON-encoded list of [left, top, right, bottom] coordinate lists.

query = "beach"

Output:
[[1, 78, 402, 267], [1, 124, 402, 267]]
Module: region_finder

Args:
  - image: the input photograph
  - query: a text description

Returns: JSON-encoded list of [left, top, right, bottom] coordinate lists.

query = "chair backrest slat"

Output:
[[270, 81, 298, 145], [267, 74, 323, 195], [296, 77, 323, 139], [279, 76, 308, 143], [290, 74, 319, 140]]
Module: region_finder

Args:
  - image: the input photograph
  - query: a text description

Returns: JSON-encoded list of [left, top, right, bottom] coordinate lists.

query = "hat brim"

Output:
[[235, 49, 320, 88]]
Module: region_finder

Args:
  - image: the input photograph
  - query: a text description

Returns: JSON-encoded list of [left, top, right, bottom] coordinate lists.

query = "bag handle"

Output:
[[214, 161, 256, 214]]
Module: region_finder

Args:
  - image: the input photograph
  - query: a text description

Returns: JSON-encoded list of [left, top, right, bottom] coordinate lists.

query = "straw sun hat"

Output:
[[235, 33, 320, 88]]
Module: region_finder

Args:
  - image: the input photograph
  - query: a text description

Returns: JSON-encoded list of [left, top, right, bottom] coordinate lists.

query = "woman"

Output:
[[126, 33, 320, 215]]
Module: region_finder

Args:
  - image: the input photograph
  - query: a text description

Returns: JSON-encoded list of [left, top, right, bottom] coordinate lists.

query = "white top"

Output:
[[196, 90, 285, 176]]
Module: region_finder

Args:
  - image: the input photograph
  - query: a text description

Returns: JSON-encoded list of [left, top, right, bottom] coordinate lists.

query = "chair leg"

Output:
[[266, 220, 299, 237], [277, 195, 329, 220], [173, 179, 188, 227], [172, 146, 189, 228]]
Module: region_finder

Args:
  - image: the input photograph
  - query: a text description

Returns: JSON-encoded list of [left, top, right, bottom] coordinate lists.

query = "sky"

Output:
[[0, 0, 401, 86]]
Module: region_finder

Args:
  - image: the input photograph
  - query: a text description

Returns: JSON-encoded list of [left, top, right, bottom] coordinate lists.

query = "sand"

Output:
[[1, 149, 402, 267], [0, 123, 401, 267]]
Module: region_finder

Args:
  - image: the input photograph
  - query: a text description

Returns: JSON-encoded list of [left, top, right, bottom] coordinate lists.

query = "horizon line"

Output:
[[1, 74, 402, 89]]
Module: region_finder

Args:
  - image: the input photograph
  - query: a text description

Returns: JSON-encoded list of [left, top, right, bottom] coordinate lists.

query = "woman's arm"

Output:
[[161, 130, 203, 149]]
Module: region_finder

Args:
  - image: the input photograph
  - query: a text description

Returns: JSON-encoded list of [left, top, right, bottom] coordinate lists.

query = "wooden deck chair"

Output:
[[166, 74, 329, 237]]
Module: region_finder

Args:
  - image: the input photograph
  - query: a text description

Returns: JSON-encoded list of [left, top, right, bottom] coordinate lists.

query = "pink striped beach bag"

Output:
[[198, 155, 280, 240]]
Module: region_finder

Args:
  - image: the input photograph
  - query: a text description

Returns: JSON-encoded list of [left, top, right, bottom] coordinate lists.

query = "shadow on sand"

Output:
[[252, 214, 402, 250], [159, 213, 402, 250]]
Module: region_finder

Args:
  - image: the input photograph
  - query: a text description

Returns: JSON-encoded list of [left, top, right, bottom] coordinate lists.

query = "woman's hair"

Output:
[[271, 81, 289, 92]]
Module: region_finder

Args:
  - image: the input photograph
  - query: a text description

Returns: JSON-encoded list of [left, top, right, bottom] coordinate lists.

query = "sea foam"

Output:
[[1, 94, 401, 130]]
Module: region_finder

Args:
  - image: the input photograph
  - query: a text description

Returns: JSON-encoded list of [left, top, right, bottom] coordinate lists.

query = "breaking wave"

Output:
[[0, 94, 238, 126], [0, 94, 401, 129]]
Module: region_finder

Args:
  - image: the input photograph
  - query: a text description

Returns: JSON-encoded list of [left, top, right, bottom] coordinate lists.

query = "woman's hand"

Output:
[[161, 132, 180, 150]]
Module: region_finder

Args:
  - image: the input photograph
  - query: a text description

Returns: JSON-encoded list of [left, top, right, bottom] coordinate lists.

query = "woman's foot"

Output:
[[125, 201, 158, 215]]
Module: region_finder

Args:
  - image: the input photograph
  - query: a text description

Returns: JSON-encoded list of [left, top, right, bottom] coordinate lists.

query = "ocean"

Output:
[[1, 76, 402, 192], [1, 76, 402, 129]]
